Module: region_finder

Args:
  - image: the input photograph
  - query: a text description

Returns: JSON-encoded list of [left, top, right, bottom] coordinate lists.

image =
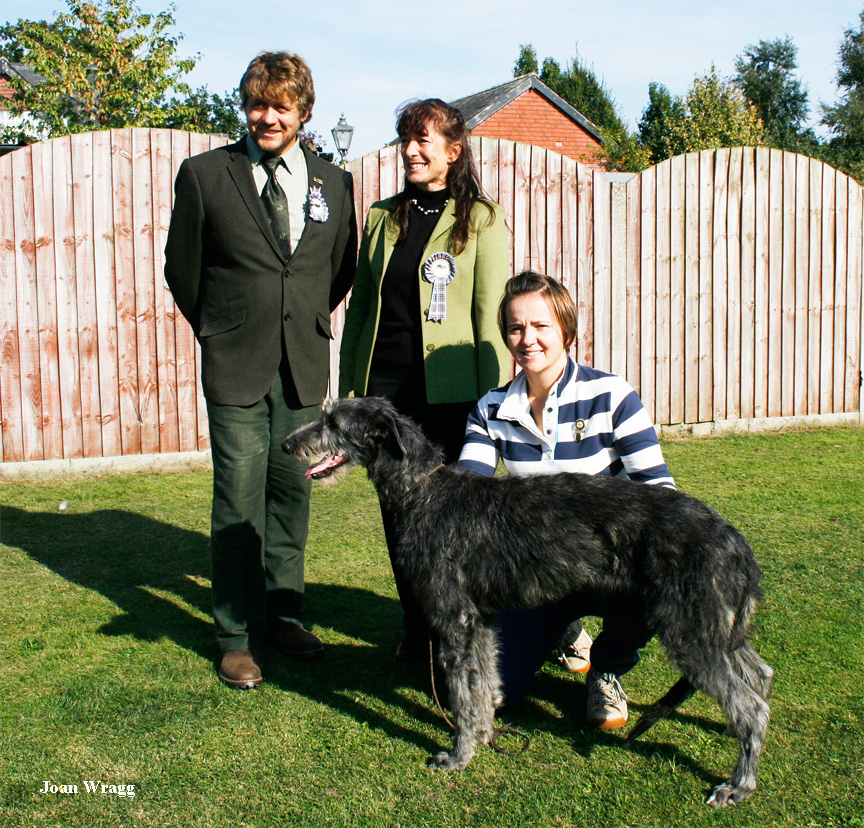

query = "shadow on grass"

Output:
[[518, 670, 729, 791], [2, 505, 214, 657], [2, 504, 452, 753], [3, 504, 731, 786]]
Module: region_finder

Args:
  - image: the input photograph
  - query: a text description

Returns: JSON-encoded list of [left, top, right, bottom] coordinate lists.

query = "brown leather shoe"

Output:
[[218, 649, 263, 689], [266, 624, 324, 661]]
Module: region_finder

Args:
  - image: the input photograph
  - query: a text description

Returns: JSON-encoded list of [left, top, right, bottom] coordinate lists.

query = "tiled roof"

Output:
[[0, 57, 46, 88], [450, 74, 603, 143]]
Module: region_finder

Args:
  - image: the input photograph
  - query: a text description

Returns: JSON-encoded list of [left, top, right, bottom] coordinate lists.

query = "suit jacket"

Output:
[[164, 138, 356, 406], [339, 197, 511, 405]]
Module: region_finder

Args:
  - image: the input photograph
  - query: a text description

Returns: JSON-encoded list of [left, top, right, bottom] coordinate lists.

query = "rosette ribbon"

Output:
[[423, 252, 457, 322], [308, 185, 329, 222]]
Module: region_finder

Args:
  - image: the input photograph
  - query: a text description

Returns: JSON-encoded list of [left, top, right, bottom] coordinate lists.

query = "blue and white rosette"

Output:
[[423, 252, 457, 322], [308, 185, 329, 222]]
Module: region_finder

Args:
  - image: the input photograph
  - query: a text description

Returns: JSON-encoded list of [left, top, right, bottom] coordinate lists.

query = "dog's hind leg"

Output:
[[684, 655, 771, 808], [428, 615, 500, 770], [732, 642, 775, 702]]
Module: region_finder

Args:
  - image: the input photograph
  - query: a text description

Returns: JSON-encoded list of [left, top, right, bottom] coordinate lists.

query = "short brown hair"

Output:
[[498, 271, 579, 349], [239, 52, 314, 121]]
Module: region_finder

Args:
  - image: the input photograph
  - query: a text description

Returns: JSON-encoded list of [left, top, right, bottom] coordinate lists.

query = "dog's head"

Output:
[[282, 396, 412, 484]]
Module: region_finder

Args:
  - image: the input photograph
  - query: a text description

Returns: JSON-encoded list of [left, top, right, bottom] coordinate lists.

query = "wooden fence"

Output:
[[348, 140, 863, 429], [1, 129, 228, 465], [0, 129, 861, 466]]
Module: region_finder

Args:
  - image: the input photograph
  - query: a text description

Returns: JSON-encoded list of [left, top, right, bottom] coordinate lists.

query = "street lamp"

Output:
[[331, 113, 354, 164]]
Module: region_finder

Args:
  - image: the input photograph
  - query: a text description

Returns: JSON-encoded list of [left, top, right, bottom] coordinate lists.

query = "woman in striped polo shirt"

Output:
[[459, 271, 676, 729]]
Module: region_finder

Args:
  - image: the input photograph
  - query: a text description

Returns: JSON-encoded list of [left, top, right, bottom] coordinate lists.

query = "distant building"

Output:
[[450, 73, 604, 165], [0, 57, 46, 150]]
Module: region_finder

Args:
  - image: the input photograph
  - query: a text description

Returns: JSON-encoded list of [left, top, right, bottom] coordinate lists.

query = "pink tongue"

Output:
[[305, 455, 344, 480]]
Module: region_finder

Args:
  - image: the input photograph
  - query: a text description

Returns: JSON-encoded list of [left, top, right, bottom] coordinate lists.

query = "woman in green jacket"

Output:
[[339, 98, 511, 660]]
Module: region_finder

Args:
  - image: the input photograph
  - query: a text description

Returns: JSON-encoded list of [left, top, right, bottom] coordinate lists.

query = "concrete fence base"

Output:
[[0, 450, 213, 482], [0, 413, 860, 482], [658, 411, 862, 438]]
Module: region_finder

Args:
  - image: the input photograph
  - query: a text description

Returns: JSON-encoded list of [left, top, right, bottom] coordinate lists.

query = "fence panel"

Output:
[[697, 150, 715, 422], [0, 133, 861, 467], [684, 151, 701, 425], [2, 150, 25, 463], [16, 143, 45, 461]]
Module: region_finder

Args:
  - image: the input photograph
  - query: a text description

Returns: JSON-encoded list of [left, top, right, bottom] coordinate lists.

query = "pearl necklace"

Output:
[[410, 198, 449, 216]]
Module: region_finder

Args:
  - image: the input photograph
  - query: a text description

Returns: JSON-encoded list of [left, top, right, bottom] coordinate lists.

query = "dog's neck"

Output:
[[371, 456, 445, 509], [395, 463, 444, 507]]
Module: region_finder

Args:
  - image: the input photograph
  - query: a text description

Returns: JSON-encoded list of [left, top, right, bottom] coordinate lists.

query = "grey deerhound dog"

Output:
[[282, 396, 774, 808]]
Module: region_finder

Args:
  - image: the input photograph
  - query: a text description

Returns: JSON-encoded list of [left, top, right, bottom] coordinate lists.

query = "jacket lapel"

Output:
[[226, 139, 286, 260], [425, 199, 456, 250], [375, 208, 400, 287]]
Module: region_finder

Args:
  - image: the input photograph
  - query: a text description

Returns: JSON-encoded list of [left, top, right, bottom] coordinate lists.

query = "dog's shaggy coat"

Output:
[[282, 396, 774, 807]]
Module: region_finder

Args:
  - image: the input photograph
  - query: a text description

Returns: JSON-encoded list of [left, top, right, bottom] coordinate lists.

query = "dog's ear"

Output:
[[374, 409, 408, 459]]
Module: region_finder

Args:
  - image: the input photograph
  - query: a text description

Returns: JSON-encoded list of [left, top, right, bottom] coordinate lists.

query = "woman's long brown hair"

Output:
[[390, 98, 495, 256]]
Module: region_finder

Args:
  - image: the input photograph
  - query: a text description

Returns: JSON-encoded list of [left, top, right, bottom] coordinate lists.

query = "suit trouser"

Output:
[[206, 365, 319, 653]]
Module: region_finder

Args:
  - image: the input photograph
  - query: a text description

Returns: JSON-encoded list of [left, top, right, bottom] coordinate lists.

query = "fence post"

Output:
[[605, 173, 638, 377]]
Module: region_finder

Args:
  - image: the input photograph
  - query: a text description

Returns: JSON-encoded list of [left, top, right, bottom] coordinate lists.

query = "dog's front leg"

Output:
[[428, 616, 498, 770]]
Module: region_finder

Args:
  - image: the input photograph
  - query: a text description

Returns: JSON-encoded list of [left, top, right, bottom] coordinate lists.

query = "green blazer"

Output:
[[339, 197, 511, 405], [164, 139, 356, 407]]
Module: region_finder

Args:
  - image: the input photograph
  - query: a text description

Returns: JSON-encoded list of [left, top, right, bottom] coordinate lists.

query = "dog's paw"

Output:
[[706, 781, 754, 808], [427, 751, 465, 770]]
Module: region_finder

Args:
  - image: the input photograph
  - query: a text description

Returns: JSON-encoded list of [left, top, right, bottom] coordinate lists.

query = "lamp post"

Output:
[[331, 113, 354, 165]]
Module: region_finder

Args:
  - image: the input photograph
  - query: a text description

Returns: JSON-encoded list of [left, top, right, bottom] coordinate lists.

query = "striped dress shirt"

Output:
[[459, 357, 675, 487]]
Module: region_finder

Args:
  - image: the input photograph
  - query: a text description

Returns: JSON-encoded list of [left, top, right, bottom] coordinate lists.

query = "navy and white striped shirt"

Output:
[[459, 358, 675, 487]]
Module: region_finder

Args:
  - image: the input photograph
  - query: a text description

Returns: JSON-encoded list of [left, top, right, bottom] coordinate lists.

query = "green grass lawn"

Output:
[[0, 427, 861, 828]]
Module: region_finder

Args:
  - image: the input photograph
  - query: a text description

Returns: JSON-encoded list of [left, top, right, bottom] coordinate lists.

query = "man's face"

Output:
[[245, 97, 306, 156]]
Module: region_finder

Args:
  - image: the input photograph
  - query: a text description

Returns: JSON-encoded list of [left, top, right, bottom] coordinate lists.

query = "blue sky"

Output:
[[6, 0, 861, 158]]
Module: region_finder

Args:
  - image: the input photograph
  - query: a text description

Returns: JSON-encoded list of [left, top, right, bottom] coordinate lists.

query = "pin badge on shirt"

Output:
[[573, 418, 588, 441]]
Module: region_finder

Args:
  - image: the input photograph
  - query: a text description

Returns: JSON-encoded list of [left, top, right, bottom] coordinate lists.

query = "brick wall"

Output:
[[470, 89, 602, 165]]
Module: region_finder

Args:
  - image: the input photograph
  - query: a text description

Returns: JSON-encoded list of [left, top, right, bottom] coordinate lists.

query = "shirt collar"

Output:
[[246, 134, 305, 176], [497, 357, 578, 435]]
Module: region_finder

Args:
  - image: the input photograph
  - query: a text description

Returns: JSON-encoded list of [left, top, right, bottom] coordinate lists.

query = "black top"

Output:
[[367, 184, 450, 406]]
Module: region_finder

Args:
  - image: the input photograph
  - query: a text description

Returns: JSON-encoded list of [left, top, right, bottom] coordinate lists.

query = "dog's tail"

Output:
[[626, 677, 695, 741]]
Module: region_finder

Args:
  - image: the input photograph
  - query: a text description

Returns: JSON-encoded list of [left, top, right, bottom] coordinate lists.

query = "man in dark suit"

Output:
[[165, 52, 356, 688]]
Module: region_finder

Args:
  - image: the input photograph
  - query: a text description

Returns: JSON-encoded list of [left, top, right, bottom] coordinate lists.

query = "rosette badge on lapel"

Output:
[[308, 185, 329, 222], [423, 252, 456, 322]]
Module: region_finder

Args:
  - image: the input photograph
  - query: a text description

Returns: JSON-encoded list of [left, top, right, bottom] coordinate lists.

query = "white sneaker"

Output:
[[586, 669, 629, 730], [556, 620, 592, 674]]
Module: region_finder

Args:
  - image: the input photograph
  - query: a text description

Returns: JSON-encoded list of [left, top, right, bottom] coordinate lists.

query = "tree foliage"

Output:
[[513, 44, 538, 77], [733, 37, 812, 150], [640, 66, 764, 161], [821, 10, 864, 181], [638, 82, 687, 164], [164, 86, 245, 140], [0, 0, 241, 141], [677, 66, 764, 151]]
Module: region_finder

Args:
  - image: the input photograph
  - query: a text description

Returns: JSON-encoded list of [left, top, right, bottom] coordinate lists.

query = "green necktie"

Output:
[[261, 155, 291, 258]]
